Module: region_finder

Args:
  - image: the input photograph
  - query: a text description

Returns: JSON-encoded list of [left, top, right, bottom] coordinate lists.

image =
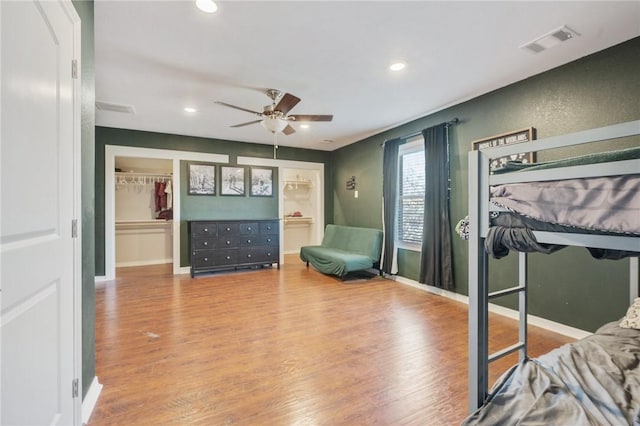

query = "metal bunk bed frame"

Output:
[[467, 120, 640, 412]]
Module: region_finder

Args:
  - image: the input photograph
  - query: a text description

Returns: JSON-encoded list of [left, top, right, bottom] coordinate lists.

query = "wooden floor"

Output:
[[90, 255, 573, 425]]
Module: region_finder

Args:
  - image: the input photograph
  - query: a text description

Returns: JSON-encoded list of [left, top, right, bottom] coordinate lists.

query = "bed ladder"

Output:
[[468, 148, 529, 412], [468, 249, 528, 412]]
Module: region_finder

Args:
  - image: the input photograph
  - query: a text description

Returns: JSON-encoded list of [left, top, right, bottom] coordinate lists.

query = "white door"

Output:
[[1, 1, 80, 425]]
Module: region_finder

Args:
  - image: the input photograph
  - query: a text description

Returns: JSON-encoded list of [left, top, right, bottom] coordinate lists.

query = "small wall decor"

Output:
[[220, 166, 246, 196], [346, 176, 356, 190], [471, 127, 536, 171], [250, 167, 274, 197], [188, 162, 216, 195]]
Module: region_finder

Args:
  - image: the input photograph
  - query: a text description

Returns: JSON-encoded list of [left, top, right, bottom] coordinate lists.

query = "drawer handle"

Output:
[[226, 240, 231, 245], [247, 254, 252, 258], [204, 228, 208, 232], [226, 256, 231, 260], [204, 257, 208, 261], [266, 238, 271, 243], [267, 252, 271, 256], [226, 227, 230, 231], [247, 239, 251, 244], [266, 226, 271, 230], [247, 226, 252, 231], [203, 241, 208, 246]]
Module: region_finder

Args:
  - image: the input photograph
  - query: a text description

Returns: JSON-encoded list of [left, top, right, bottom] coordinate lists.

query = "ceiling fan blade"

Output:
[[275, 93, 301, 115], [282, 125, 296, 135], [215, 101, 262, 116], [289, 114, 333, 122], [230, 120, 262, 128]]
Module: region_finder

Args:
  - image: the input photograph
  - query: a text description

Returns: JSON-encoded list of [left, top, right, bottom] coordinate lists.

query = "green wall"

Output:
[[331, 37, 640, 332], [71, 0, 96, 399], [95, 127, 333, 274]]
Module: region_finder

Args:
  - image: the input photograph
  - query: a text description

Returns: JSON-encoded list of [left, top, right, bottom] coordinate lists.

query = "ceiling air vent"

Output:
[[96, 101, 136, 114], [520, 25, 580, 54]]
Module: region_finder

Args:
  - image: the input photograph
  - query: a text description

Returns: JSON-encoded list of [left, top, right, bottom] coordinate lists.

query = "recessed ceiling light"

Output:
[[195, 0, 218, 13], [389, 62, 406, 71], [300, 124, 310, 129], [184, 107, 197, 113]]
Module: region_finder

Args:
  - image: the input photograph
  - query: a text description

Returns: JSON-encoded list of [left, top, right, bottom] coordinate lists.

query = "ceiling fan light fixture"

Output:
[[389, 62, 406, 71], [261, 117, 288, 133], [195, 0, 218, 14]]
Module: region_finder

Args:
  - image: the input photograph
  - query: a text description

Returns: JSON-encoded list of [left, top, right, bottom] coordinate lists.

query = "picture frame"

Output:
[[220, 166, 246, 196], [188, 162, 216, 195], [250, 167, 274, 197], [471, 127, 536, 171]]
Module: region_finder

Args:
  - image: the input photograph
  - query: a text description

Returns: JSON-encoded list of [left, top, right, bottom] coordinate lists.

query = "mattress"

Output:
[[485, 147, 640, 258]]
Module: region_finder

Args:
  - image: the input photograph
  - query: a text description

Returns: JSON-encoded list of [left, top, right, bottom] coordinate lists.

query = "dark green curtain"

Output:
[[419, 124, 454, 289], [381, 138, 401, 275]]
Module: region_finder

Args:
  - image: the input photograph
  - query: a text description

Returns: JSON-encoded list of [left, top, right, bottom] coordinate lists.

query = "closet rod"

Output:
[[115, 171, 172, 177]]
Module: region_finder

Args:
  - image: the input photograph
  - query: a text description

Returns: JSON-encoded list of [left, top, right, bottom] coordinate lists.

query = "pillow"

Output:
[[619, 298, 640, 329]]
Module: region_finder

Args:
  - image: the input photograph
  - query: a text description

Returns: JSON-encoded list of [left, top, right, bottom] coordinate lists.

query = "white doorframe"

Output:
[[63, 0, 83, 421], [104, 146, 228, 280], [237, 156, 325, 265]]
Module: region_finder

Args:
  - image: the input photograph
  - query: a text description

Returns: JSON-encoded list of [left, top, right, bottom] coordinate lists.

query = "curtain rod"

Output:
[[381, 118, 459, 147]]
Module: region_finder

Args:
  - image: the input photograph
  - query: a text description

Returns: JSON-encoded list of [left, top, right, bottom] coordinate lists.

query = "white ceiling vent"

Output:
[[96, 101, 136, 114], [520, 25, 580, 54]]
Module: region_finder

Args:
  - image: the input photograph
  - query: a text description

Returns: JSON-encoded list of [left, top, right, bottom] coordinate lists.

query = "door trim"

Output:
[[59, 0, 83, 422]]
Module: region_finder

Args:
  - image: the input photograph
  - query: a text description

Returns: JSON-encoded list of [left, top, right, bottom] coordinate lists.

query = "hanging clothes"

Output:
[[154, 181, 167, 212], [164, 180, 172, 208]]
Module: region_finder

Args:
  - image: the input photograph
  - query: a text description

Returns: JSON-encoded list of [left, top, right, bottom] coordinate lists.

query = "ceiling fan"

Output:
[[215, 89, 333, 135]]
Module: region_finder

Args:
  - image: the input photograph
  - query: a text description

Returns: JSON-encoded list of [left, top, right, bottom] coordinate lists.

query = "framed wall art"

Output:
[[188, 162, 216, 195], [471, 127, 536, 171], [250, 167, 274, 197], [220, 166, 246, 196]]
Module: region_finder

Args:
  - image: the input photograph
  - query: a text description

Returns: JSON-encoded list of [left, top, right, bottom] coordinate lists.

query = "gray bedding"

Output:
[[491, 175, 640, 236], [463, 321, 640, 425]]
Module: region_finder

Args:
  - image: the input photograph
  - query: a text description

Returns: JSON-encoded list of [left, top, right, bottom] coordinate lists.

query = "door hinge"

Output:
[[72, 378, 79, 398], [72, 219, 78, 238], [72, 59, 78, 79]]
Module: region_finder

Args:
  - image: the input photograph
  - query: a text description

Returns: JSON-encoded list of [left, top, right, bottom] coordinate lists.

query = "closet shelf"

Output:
[[116, 220, 172, 230], [284, 216, 313, 225], [283, 180, 313, 190]]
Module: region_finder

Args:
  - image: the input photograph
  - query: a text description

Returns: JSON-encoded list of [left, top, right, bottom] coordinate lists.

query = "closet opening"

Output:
[[282, 167, 321, 255], [114, 157, 173, 271]]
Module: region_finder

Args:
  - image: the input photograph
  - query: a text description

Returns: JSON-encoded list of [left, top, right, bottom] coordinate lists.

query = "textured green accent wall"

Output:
[[330, 37, 640, 332], [72, 0, 96, 400], [179, 161, 279, 266], [95, 127, 332, 274]]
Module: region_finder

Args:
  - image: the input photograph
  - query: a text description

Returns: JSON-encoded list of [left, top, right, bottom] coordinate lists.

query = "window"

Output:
[[397, 137, 425, 249]]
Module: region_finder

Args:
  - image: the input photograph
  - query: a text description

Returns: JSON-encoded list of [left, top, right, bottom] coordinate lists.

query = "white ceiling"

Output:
[[95, 1, 640, 151]]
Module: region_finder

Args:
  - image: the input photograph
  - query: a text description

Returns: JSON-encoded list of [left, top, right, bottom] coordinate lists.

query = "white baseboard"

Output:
[[82, 376, 103, 425], [393, 275, 591, 340], [115, 259, 172, 268], [94, 276, 109, 284]]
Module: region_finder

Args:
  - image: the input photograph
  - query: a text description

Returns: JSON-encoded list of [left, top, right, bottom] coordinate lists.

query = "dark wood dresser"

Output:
[[189, 219, 280, 277]]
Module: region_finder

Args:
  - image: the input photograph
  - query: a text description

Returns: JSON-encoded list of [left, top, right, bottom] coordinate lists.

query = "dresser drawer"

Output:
[[212, 249, 238, 266], [191, 250, 217, 268], [260, 222, 278, 234], [192, 237, 216, 250], [191, 222, 217, 237], [239, 222, 259, 235], [239, 247, 278, 263], [218, 223, 239, 236], [258, 234, 278, 246], [214, 236, 241, 248]]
